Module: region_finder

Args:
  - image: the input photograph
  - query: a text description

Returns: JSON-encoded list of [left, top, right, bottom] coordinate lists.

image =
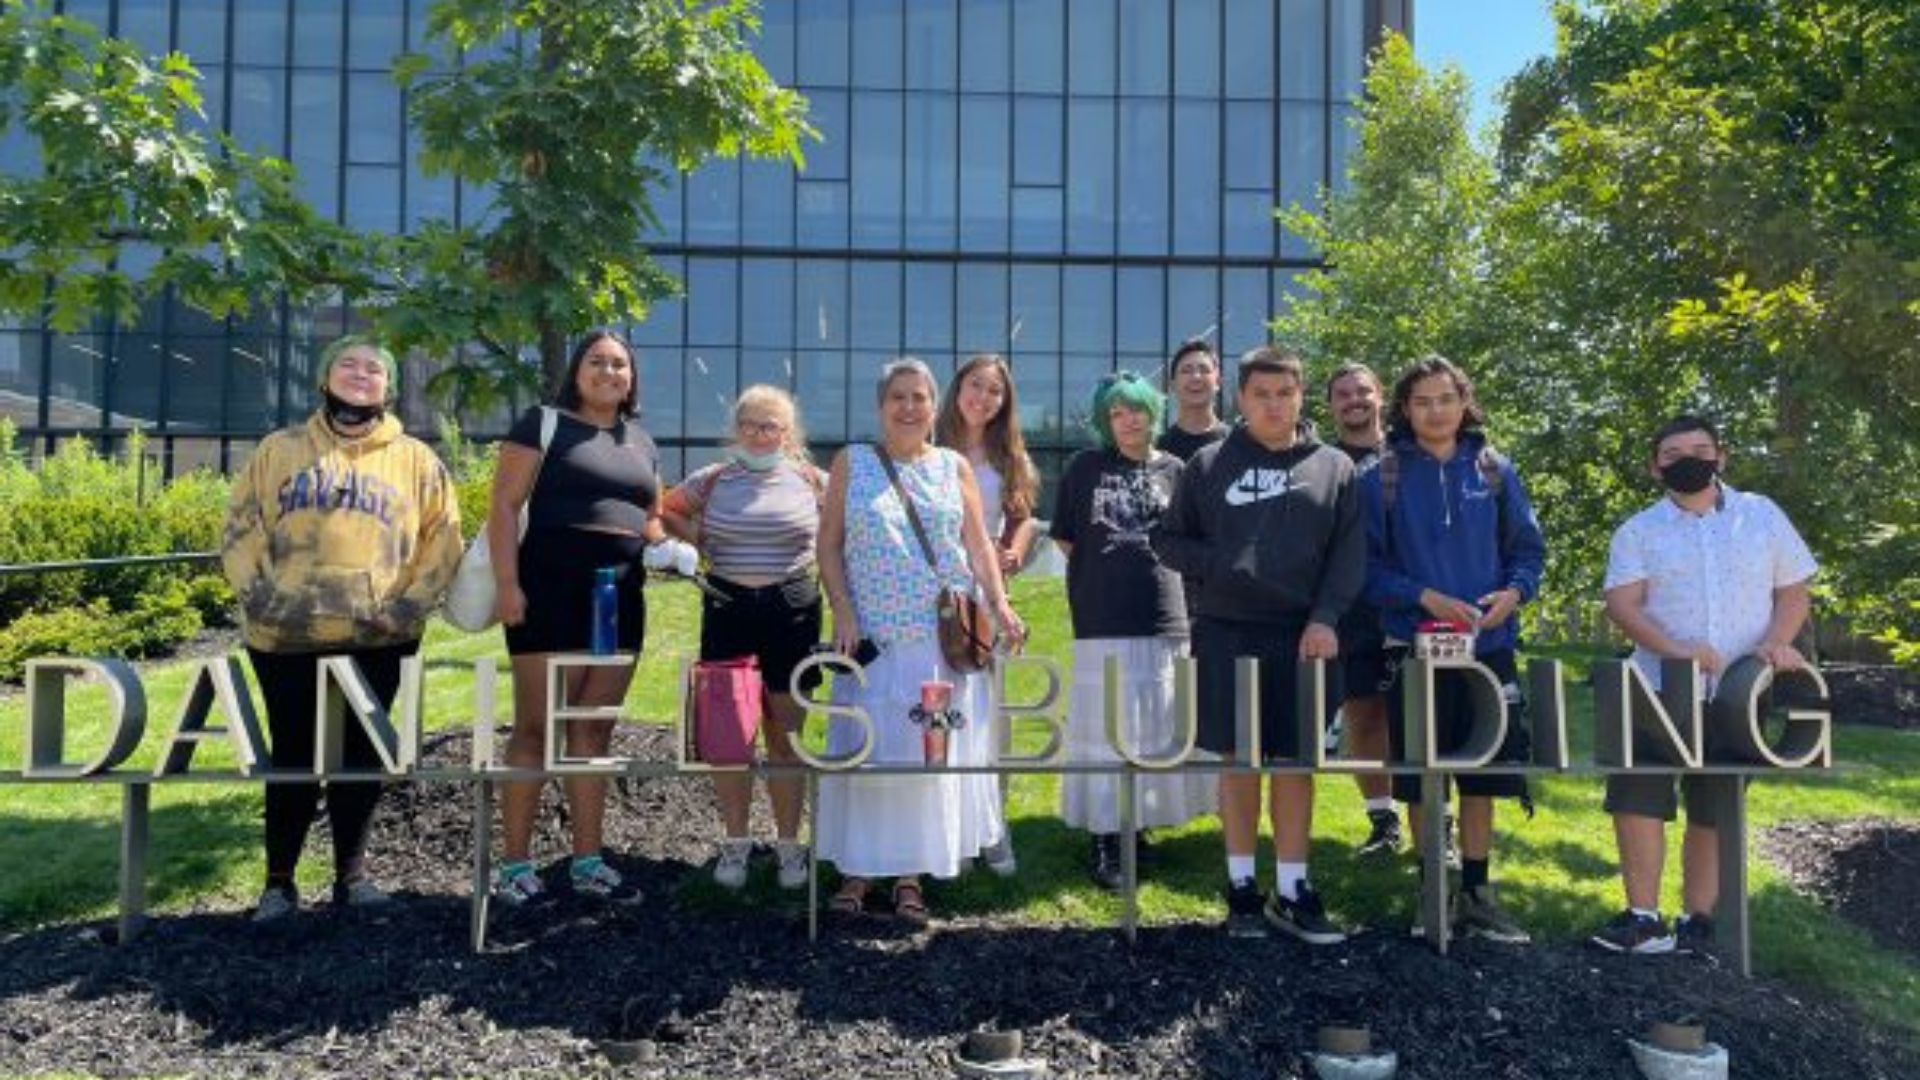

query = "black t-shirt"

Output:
[[506, 407, 661, 535], [1335, 438, 1384, 650], [1049, 449, 1188, 640], [1156, 420, 1230, 462]]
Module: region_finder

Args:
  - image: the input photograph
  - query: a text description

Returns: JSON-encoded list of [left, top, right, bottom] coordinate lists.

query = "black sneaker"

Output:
[[1675, 912, 1717, 957], [1358, 808, 1403, 856], [1088, 834, 1124, 893], [1589, 909, 1674, 954], [1264, 883, 1347, 945], [1224, 880, 1268, 938]]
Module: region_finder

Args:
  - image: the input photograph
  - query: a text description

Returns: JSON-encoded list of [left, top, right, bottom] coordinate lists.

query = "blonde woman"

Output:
[[661, 385, 824, 891]]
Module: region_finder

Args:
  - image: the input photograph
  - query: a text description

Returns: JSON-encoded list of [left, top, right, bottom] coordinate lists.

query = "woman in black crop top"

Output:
[[483, 329, 666, 906]]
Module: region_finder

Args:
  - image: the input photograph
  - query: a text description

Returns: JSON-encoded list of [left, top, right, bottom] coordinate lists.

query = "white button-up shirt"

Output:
[[1603, 484, 1817, 691]]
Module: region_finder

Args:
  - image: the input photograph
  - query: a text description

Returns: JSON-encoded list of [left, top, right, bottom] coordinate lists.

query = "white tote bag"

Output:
[[442, 407, 557, 632]]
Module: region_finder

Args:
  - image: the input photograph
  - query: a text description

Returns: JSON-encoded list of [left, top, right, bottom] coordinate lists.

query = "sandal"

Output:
[[828, 876, 870, 917], [891, 878, 930, 927]]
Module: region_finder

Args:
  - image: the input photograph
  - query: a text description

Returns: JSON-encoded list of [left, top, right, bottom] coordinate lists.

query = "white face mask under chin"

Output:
[[731, 447, 784, 472]]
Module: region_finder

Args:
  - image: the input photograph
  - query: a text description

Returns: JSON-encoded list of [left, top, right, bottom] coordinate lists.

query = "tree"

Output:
[[0, 0, 812, 405]]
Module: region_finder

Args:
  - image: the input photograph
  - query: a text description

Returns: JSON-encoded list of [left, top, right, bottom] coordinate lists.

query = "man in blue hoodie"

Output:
[[1363, 355, 1546, 944], [1154, 346, 1366, 944]]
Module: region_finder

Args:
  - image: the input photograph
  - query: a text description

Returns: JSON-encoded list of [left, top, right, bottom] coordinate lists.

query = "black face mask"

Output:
[[323, 389, 385, 430], [1659, 455, 1718, 495]]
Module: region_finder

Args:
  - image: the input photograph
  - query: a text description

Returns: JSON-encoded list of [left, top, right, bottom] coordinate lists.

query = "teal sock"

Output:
[[570, 854, 604, 879], [498, 859, 533, 880]]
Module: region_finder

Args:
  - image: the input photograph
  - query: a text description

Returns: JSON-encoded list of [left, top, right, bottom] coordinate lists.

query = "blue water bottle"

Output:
[[590, 566, 619, 655]]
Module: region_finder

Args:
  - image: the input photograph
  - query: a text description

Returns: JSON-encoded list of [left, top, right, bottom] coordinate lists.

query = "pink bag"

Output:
[[691, 657, 764, 765]]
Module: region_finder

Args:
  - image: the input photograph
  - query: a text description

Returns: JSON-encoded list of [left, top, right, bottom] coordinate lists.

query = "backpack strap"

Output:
[[1380, 446, 1401, 512]]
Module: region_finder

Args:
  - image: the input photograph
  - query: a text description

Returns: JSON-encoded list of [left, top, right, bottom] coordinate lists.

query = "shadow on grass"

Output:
[[0, 795, 259, 933]]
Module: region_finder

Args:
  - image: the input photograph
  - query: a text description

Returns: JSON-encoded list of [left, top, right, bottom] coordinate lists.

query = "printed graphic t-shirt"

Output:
[[1050, 448, 1188, 640]]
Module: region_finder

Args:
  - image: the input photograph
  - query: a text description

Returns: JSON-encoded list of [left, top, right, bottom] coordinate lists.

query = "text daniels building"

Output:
[[0, 0, 1411, 480]]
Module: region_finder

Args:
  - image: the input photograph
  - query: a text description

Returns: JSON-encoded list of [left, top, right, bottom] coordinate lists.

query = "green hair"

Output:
[[1087, 370, 1165, 451], [316, 335, 398, 401]]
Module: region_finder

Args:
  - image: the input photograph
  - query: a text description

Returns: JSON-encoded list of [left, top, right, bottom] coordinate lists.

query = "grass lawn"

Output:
[[2, 575, 1916, 1035]]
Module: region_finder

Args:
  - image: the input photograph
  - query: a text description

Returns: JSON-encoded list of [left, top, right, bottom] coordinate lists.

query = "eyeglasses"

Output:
[[736, 419, 788, 437]]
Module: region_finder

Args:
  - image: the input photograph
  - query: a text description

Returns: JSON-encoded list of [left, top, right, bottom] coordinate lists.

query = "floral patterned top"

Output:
[[843, 444, 976, 648]]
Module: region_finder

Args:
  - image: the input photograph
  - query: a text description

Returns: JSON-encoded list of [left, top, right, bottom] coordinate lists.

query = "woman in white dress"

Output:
[[1051, 372, 1214, 889], [815, 359, 1027, 924], [934, 352, 1039, 875]]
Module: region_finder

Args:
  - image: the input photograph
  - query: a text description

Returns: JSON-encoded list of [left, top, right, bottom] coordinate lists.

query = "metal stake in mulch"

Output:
[[953, 1029, 1048, 1079], [1628, 1019, 1728, 1080], [1307, 1024, 1398, 1080]]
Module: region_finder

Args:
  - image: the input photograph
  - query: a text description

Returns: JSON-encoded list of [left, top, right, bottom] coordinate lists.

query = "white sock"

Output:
[[1364, 797, 1395, 813], [1276, 861, 1308, 901], [1632, 906, 1661, 921], [1226, 855, 1256, 885]]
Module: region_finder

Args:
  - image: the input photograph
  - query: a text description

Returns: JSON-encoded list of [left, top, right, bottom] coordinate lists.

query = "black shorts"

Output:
[[700, 573, 824, 696], [1384, 646, 1532, 802], [1194, 616, 1310, 761], [1335, 642, 1390, 705], [505, 527, 649, 656]]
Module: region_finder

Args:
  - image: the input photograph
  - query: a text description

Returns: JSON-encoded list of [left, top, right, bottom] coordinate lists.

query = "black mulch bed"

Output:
[[1824, 664, 1920, 729], [3, 728, 1918, 1080], [1762, 819, 1920, 963]]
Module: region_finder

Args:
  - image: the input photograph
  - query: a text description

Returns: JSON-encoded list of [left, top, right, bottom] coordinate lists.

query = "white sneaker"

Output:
[[332, 877, 392, 908], [981, 833, 1018, 878], [252, 884, 298, 923], [713, 839, 753, 890], [775, 841, 810, 890]]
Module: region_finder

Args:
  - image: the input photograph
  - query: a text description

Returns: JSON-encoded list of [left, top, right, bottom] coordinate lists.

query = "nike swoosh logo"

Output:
[[1224, 467, 1306, 507]]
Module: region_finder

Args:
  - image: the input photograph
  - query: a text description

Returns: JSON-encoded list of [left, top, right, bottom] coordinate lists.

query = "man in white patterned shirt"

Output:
[[1590, 415, 1818, 955]]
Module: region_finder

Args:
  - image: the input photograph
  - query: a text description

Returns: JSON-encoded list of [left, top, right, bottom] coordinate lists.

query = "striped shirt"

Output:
[[680, 460, 823, 585]]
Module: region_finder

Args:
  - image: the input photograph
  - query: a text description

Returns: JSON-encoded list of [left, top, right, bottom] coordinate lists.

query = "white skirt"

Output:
[[1059, 636, 1217, 834], [815, 640, 1006, 879]]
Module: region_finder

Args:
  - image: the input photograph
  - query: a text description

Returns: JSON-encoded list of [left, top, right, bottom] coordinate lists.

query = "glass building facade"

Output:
[[0, 0, 1411, 479]]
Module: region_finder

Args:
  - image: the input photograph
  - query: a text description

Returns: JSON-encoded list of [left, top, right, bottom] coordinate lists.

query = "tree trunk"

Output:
[[539, 319, 567, 399]]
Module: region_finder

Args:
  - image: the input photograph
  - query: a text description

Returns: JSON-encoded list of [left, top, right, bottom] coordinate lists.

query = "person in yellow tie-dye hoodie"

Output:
[[222, 335, 463, 923]]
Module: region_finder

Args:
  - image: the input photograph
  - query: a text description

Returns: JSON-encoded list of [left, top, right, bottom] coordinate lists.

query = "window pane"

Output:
[[1222, 268, 1271, 357], [1015, 350, 1061, 441], [233, 0, 290, 66], [1062, 265, 1113, 355], [48, 332, 105, 429], [1013, 0, 1064, 95], [1010, 187, 1062, 254], [685, 156, 741, 246], [1280, 0, 1329, 99], [1172, 0, 1220, 98], [225, 332, 283, 432], [633, 257, 685, 347], [796, 351, 849, 441], [851, 261, 902, 350], [796, 180, 849, 248], [852, 0, 904, 89], [228, 70, 287, 156], [168, 337, 226, 430], [63, 0, 109, 31], [741, 160, 795, 246], [643, 156, 683, 242], [687, 258, 739, 346], [110, 331, 164, 429], [119, 0, 171, 54], [1116, 100, 1169, 255], [344, 165, 401, 231], [1013, 97, 1063, 187], [956, 263, 1009, 355], [1067, 99, 1115, 254], [1172, 100, 1220, 256], [1224, 100, 1274, 190], [797, 0, 850, 87], [0, 332, 43, 429], [293, 0, 344, 67], [179, 1, 229, 64], [1331, 0, 1366, 101], [1331, 103, 1361, 195], [1009, 264, 1059, 353], [808, 90, 850, 181], [291, 73, 341, 218], [638, 347, 684, 442], [348, 0, 404, 70], [741, 349, 796, 396], [795, 260, 847, 349], [1061, 353, 1112, 439], [958, 0, 1011, 93], [1118, 0, 1170, 96], [686, 348, 736, 441], [1279, 100, 1326, 258], [1168, 268, 1218, 348], [850, 93, 903, 247], [905, 0, 957, 91], [1223, 190, 1276, 259], [1068, 0, 1116, 97], [741, 259, 794, 348], [903, 262, 953, 353], [848, 351, 893, 440], [903, 93, 957, 250], [958, 96, 1010, 251], [757, 1, 796, 85], [1115, 267, 1164, 354], [347, 73, 401, 164], [1223, 0, 1274, 100]]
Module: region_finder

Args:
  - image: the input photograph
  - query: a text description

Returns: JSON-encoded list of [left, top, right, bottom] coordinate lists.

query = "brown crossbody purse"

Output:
[[874, 447, 994, 674]]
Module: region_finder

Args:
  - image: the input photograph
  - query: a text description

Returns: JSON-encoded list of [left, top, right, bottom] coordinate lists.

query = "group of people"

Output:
[[221, 331, 1818, 954]]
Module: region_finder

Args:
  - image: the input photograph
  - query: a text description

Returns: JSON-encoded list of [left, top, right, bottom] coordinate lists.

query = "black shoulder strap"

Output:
[[874, 446, 942, 574]]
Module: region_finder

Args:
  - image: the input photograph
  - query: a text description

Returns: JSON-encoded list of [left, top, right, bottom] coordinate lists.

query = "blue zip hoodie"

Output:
[[1360, 428, 1546, 654]]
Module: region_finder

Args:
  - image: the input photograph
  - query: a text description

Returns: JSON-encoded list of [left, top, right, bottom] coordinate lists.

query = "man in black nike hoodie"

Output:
[[1152, 346, 1365, 945]]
